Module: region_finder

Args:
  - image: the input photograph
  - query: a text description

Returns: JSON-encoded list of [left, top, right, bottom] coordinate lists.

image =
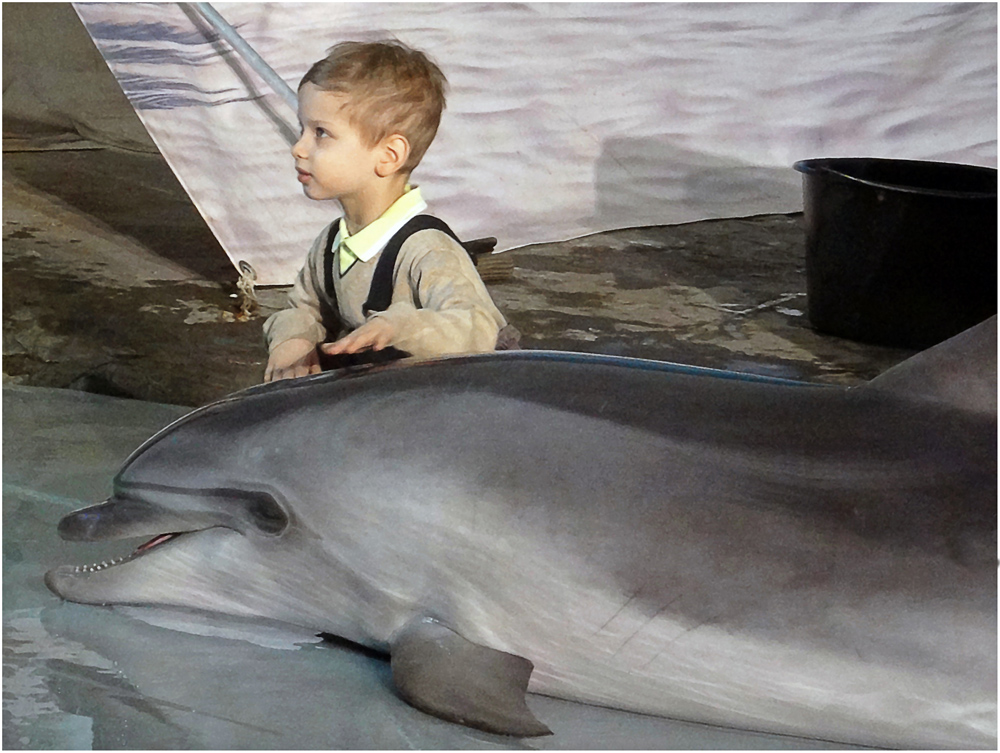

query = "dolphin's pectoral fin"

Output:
[[389, 617, 552, 737]]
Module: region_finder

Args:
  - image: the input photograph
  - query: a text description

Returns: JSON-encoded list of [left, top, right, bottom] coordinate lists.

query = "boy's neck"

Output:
[[340, 176, 409, 236]]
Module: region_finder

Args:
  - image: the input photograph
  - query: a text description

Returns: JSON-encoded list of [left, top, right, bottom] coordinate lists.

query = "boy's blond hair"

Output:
[[301, 40, 447, 173]]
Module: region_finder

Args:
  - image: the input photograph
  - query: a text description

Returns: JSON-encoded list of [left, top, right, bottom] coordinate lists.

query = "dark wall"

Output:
[[3, 2, 155, 150]]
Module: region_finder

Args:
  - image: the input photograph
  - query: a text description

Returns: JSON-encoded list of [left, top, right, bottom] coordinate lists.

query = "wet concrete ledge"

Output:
[[3, 144, 918, 408]]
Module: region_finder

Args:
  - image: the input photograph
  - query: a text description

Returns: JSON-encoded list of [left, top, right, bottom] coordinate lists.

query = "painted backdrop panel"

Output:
[[74, 3, 997, 284]]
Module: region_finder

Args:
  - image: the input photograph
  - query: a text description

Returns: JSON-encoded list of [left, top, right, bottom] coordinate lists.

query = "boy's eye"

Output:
[[315, 127, 329, 138]]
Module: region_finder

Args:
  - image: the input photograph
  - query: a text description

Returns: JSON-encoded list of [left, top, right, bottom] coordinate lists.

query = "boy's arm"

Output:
[[262, 259, 328, 348], [263, 230, 339, 380], [355, 230, 505, 359]]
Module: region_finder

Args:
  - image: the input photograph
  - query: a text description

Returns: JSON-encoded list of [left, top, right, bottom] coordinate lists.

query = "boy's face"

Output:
[[292, 83, 381, 203]]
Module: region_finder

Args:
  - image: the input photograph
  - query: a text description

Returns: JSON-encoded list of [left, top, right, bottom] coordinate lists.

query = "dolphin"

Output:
[[45, 316, 997, 748]]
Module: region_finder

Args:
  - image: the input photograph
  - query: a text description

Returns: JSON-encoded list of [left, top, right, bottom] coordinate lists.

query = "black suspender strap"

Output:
[[322, 222, 339, 301], [322, 214, 469, 314], [361, 215, 461, 316], [318, 214, 515, 354]]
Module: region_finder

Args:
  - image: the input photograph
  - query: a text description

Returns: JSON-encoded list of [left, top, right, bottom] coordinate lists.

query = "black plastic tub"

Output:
[[794, 158, 997, 349]]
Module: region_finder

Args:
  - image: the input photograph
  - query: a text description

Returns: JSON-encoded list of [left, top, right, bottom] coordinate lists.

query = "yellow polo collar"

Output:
[[339, 186, 427, 273]]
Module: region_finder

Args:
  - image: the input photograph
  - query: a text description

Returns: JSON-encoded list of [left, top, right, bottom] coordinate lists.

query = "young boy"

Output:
[[263, 40, 509, 382]]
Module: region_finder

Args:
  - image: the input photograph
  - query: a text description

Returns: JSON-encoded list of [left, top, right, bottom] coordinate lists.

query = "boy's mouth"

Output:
[[296, 168, 311, 183]]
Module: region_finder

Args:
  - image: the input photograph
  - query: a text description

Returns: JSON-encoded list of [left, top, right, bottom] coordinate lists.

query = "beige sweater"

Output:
[[263, 222, 507, 359]]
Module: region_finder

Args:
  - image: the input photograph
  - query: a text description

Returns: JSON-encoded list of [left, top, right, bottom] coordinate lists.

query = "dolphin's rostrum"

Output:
[[46, 317, 997, 748]]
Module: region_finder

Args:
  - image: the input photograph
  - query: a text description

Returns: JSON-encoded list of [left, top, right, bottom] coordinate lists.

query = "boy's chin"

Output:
[[300, 182, 344, 204], [301, 186, 329, 201]]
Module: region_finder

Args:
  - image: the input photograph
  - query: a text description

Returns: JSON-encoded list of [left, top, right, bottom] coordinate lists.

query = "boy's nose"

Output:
[[291, 135, 308, 160]]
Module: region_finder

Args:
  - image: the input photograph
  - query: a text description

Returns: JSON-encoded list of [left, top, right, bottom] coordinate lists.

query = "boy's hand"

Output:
[[321, 318, 395, 356], [264, 338, 321, 382]]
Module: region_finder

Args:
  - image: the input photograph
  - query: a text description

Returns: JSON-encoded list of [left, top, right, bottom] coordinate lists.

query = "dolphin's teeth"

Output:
[[77, 556, 132, 573]]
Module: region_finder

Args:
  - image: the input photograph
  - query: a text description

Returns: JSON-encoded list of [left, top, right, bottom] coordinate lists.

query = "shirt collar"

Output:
[[338, 186, 427, 263]]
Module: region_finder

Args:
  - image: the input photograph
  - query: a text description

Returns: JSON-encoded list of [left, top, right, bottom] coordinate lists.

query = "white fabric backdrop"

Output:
[[73, 2, 998, 285]]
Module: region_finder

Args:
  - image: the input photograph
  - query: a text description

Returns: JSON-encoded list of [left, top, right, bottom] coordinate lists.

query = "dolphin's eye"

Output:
[[242, 491, 289, 535]]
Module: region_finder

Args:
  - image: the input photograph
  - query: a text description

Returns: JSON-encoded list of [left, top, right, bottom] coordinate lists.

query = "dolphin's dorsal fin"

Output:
[[865, 316, 997, 416], [389, 616, 551, 737]]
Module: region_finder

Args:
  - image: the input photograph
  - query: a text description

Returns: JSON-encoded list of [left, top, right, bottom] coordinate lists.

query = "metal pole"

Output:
[[192, 2, 298, 112]]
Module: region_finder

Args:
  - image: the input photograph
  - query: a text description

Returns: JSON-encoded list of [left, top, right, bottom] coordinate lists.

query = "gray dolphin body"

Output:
[[46, 318, 997, 748]]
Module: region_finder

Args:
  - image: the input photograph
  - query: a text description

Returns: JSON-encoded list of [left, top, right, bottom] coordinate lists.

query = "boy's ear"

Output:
[[375, 134, 411, 178]]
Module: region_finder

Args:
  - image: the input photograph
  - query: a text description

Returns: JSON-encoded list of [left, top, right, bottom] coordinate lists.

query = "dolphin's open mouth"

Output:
[[46, 485, 289, 602], [44, 524, 231, 603], [135, 532, 183, 554], [63, 531, 188, 575]]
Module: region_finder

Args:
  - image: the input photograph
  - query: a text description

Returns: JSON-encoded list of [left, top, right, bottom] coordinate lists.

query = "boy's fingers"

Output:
[[264, 339, 321, 382], [320, 335, 347, 354], [323, 332, 371, 355], [359, 330, 384, 350], [320, 339, 348, 355], [322, 320, 393, 355], [264, 356, 322, 383], [293, 362, 319, 378]]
